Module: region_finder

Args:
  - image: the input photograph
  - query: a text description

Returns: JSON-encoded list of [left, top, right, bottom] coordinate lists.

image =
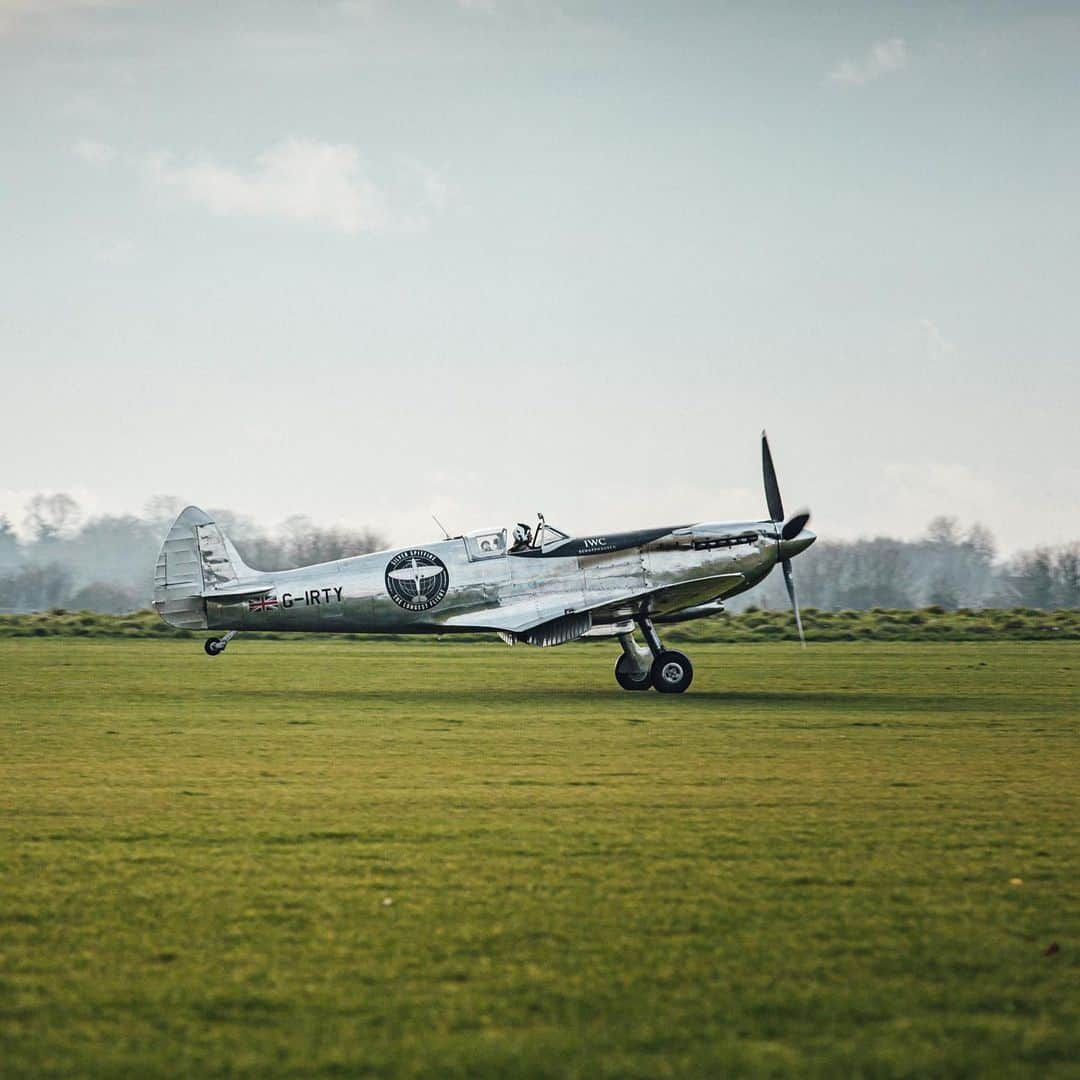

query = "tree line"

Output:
[[0, 497, 1076, 613], [0, 495, 386, 614], [730, 517, 1079, 612]]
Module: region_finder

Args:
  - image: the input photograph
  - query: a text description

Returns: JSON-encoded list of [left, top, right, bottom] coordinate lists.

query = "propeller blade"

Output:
[[762, 430, 784, 523], [782, 510, 811, 542], [781, 557, 806, 649]]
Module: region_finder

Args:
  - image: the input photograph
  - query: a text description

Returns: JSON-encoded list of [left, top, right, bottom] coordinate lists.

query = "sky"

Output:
[[2, 0, 1078, 554]]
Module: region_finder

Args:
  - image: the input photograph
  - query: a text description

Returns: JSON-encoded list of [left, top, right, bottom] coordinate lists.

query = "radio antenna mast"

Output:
[[431, 514, 451, 540]]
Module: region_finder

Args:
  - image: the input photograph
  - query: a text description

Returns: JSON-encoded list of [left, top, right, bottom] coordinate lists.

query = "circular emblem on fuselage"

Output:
[[385, 549, 449, 612]]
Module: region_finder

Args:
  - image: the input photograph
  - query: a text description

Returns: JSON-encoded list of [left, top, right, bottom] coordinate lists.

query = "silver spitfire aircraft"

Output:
[[154, 433, 814, 693]]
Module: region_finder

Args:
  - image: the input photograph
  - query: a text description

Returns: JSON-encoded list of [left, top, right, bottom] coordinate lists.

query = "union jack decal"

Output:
[[248, 594, 278, 614]]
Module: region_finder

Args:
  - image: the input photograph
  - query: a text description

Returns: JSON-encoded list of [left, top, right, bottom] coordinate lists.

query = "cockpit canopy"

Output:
[[463, 518, 570, 560], [463, 527, 507, 560], [536, 523, 569, 547], [510, 517, 569, 553]]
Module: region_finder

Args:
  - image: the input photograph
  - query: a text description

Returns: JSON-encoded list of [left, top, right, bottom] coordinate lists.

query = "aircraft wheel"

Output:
[[204, 637, 226, 657], [651, 650, 693, 694], [615, 654, 652, 691]]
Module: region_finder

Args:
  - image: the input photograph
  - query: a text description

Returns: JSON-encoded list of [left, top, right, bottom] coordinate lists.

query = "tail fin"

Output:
[[153, 506, 256, 628]]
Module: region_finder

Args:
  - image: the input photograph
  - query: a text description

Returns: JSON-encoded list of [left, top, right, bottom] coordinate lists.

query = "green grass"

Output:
[[2, 605, 1078, 642], [1, 639, 1077, 1077]]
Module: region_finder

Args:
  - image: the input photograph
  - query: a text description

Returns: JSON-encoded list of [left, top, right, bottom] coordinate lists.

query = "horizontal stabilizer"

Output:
[[203, 584, 275, 603]]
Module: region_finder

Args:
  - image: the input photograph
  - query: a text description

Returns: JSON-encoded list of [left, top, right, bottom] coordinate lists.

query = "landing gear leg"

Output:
[[636, 616, 693, 694], [614, 631, 653, 691], [204, 630, 238, 657], [637, 616, 663, 658]]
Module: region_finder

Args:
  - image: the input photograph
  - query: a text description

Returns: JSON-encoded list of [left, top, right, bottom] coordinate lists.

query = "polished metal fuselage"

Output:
[[203, 521, 798, 635]]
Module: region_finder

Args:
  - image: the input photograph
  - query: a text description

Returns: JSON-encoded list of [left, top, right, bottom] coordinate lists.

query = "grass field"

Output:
[[3, 605, 1079, 642], [2, 639, 1077, 1077]]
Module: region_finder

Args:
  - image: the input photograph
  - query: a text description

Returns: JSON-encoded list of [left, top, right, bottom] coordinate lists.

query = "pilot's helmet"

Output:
[[513, 525, 528, 545]]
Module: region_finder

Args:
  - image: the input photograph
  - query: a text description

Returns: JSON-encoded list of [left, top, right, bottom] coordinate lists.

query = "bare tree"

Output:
[[281, 515, 385, 567], [0, 563, 73, 612], [966, 523, 996, 562], [24, 494, 81, 543], [1007, 549, 1055, 609], [0, 516, 19, 573], [1054, 545, 1080, 608], [926, 516, 960, 547]]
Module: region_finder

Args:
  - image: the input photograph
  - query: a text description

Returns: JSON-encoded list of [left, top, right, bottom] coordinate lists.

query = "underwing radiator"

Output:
[[517, 611, 592, 647]]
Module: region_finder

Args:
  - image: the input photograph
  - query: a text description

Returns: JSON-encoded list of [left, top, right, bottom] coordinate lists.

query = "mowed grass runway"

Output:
[[1, 639, 1077, 1077]]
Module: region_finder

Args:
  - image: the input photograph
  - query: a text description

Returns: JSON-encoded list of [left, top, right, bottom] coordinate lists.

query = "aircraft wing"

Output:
[[624, 572, 745, 618], [441, 573, 745, 636], [441, 593, 596, 635]]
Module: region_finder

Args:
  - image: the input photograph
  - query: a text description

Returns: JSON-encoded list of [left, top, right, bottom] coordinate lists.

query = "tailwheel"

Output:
[[204, 630, 238, 657], [651, 650, 693, 694], [615, 654, 652, 691]]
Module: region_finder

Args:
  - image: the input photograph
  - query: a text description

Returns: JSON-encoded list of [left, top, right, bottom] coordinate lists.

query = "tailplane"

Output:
[[153, 506, 256, 628]]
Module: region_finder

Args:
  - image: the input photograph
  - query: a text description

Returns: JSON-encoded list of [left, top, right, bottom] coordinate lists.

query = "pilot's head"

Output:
[[513, 525, 529, 545]]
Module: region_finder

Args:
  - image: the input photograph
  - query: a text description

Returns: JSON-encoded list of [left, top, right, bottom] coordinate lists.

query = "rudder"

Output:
[[153, 506, 255, 628]]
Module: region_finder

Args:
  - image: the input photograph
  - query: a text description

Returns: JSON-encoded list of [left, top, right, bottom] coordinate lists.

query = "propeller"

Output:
[[762, 431, 785, 523], [761, 431, 811, 648], [782, 511, 811, 542], [781, 558, 806, 649]]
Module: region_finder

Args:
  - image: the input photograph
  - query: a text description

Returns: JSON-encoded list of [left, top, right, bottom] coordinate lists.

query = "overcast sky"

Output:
[[2, 1, 1077, 553]]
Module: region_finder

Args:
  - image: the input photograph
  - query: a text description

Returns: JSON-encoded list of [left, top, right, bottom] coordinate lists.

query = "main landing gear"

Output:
[[204, 630, 238, 657], [614, 617, 693, 694]]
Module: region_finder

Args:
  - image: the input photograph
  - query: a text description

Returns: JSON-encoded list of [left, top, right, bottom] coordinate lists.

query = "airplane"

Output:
[[153, 432, 815, 693]]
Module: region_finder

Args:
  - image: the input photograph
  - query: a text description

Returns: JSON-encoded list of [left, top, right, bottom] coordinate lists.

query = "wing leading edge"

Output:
[[441, 572, 745, 638]]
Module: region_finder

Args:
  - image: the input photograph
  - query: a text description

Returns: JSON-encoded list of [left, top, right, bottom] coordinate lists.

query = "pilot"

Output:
[[510, 524, 532, 552]]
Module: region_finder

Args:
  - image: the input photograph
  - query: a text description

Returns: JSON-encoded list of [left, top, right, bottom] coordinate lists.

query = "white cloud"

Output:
[[142, 138, 391, 235], [919, 318, 957, 363], [70, 136, 447, 235], [828, 38, 907, 86], [71, 136, 115, 166]]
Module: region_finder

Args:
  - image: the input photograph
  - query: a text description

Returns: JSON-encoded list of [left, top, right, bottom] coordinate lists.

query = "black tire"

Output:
[[204, 637, 225, 657], [615, 654, 652, 691], [650, 650, 693, 694]]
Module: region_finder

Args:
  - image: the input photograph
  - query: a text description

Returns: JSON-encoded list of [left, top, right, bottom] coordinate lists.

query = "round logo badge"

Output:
[[385, 549, 449, 612]]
